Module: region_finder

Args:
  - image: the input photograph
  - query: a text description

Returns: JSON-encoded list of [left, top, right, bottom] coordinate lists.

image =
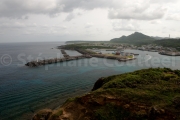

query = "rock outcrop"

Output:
[[32, 68, 180, 120]]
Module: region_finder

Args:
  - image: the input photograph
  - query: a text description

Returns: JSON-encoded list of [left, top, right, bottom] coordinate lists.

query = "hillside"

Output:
[[33, 68, 180, 120], [111, 32, 155, 45], [154, 39, 180, 50]]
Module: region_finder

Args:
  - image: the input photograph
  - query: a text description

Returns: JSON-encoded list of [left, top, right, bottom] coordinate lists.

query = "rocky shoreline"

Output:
[[159, 52, 180, 56], [32, 68, 180, 120], [25, 55, 92, 67]]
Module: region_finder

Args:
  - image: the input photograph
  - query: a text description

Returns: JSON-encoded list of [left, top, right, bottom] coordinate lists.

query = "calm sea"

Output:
[[0, 42, 180, 120]]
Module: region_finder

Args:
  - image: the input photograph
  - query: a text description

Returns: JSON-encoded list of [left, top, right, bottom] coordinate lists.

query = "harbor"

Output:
[[25, 48, 93, 67], [25, 46, 138, 67], [25, 53, 136, 67]]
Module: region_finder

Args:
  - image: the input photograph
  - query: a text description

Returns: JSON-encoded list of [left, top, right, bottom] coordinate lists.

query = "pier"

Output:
[[25, 55, 92, 67], [159, 52, 180, 56], [91, 54, 136, 61], [25, 49, 92, 67], [61, 49, 70, 58], [25, 48, 137, 67]]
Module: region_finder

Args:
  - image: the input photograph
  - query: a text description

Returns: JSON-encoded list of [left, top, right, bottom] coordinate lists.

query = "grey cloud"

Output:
[[52, 25, 68, 30], [150, 0, 178, 3], [40, 24, 49, 28], [65, 13, 76, 21], [0, 22, 68, 31], [85, 22, 93, 28], [0, 0, 64, 18], [150, 20, 161, 24], [96, 28, 103, 33], [0, 0, 177, 22], [61, 26, 67, 29], [0, 0, 121, 18], [0, 22, 37, 28], [61, 0, 116, 12], [65, 12, 83, 21], [166, 14, 180, 21], [112, 20, 140, 31], [108, 7, 167, 20]]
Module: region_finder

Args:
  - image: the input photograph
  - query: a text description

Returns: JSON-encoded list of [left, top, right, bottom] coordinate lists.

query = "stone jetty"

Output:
[[118, 58, 136, 62], [159, 51, 180, 56], [91, 54, 136, 61], [25, 48, 137, 67], [61, 49, 70, 58], [25, 49, 93, 67], [61, 49, 66, 54], [25, 55, 92, 67]]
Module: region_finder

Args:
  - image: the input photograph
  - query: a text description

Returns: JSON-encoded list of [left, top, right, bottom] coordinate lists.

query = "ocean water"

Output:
[[0, 42, 180, 120]]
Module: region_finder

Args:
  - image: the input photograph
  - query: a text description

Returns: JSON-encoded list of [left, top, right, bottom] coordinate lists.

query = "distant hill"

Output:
[[151, 36, 171, 40], [154, 39, 180, 50], [151, 36, 164, 40], [111, 32, 155, 45]]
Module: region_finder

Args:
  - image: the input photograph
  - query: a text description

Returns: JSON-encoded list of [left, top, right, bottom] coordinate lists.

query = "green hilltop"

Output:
[[33, 68, 180, 120], [110, 32, 155, 45], [110, 32, 180, 49]]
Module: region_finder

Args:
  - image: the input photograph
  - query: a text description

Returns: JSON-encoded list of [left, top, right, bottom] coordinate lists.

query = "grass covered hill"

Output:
[[111, 32, 155, 45], [33, 68, 180, 120], [154, 39, 180, 50]]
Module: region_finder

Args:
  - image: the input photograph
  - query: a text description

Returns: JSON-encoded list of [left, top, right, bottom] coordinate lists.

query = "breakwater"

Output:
[[25, 49, 93, 67], [25, 48, 137, 67], [25, 55, 92, 67], [159, 52, 180, 56], [91, 54, 136, 61], [61, 49, 70, 58]]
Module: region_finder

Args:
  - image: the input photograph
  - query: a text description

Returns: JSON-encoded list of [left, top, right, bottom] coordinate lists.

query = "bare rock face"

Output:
[[32, 109, 52, 120], [32, 68, 180, 120], [32, 94, 176, 120], [92, 77, 104, 91]]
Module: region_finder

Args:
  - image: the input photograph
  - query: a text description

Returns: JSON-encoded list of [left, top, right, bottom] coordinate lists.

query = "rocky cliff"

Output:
[[32, 68, 180, 120]]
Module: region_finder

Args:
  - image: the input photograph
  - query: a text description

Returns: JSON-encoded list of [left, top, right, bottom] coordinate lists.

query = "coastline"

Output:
[[25, 47, 137, 67], [159, 52, 180, 56], [32, 68, 180, 120], [19, 43, 180, 119]]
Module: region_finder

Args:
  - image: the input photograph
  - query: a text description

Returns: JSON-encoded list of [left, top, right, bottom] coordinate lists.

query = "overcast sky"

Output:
[[0, 0, 180, 43]]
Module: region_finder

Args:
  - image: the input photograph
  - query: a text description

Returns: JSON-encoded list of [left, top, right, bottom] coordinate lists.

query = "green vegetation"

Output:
[[63, 32, 180, 51], [64, 97, 78, 104], [95, 103, 147, 120], [97, 68, 180, 99], [33, 68, 180, 120], [53, 110, 63, 116], [58, 43, 115, 54], [110, 32, 155, 46], [50, 110, 63, 120], [60, 43, 114, 50], [95, 104, 132, 120], [154, 39, 180, 50], [110, 32, 180, 49], [91, 68, 180, 119]]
